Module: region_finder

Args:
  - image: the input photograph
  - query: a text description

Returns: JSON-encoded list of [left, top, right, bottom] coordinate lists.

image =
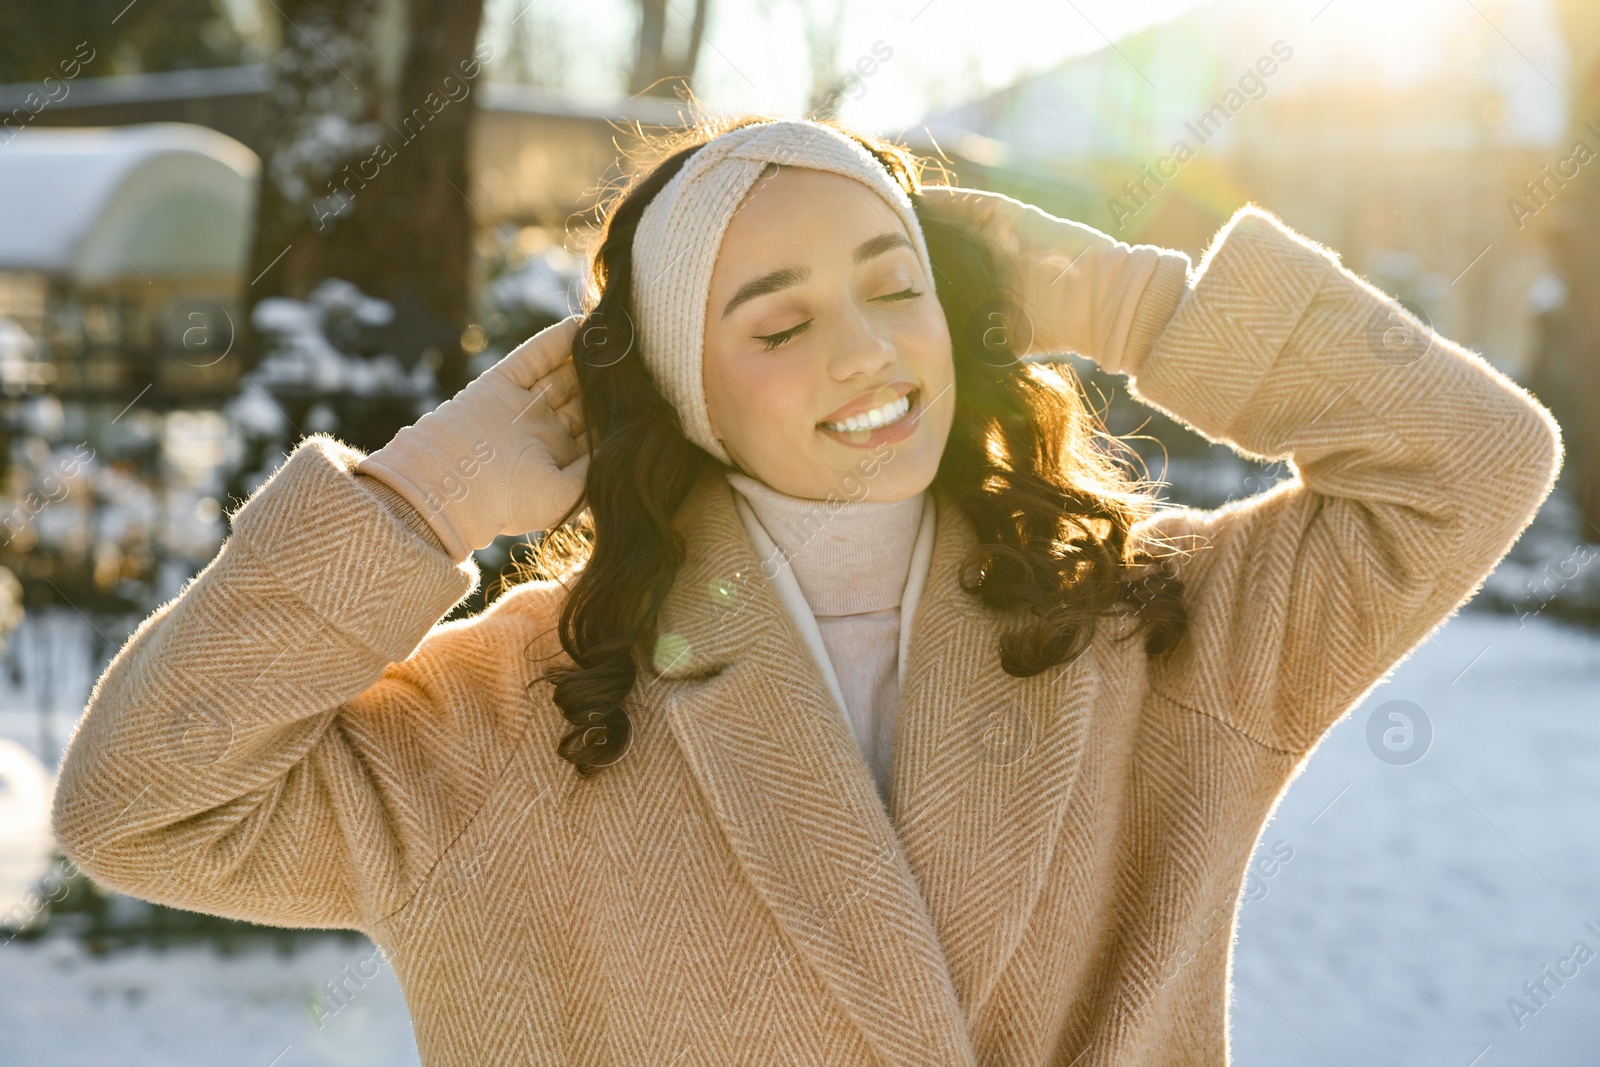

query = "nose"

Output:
[[826, 301, 896, 382]]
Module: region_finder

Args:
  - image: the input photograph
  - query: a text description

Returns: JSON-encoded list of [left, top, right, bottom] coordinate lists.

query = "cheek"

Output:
[[713, 358, 812, 435], [904, 303, 954, 377]]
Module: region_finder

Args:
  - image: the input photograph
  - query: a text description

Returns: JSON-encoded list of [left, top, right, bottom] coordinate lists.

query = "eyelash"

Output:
[[756, 287, 925, 351]]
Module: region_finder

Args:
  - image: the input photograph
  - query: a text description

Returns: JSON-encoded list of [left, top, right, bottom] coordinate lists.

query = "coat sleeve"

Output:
[[1122, 205, 1563, 757], [49, 433, 544, 932]]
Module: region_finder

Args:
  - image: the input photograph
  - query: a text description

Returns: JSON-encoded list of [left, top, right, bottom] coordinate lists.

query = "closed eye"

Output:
[[755, 287, 926, 351], [756, 321, 808, 351]]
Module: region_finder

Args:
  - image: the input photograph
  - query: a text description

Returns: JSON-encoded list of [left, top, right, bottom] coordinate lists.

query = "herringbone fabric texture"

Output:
[[52, 205, 1562, 1065]]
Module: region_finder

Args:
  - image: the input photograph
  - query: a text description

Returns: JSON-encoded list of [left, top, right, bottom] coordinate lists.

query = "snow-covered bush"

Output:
[[227, 278, 440, 499], [471, 243, 582, 378]]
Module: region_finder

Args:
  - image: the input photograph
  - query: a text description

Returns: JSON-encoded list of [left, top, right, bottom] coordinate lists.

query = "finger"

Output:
[[545, 426, 587, 468], [555, 449, 591, 481], [527, 360, 580, 411], [524, 393, 587, 451], [504, 380, 559, 428], [554, 395, 586, 437], [493, 315, 583, 390]]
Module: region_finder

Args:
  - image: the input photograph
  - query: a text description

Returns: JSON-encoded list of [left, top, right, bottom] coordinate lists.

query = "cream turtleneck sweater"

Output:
[[724, 470, 936, 806]]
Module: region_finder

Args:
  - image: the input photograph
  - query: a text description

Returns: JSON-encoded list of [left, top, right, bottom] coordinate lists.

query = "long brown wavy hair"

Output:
[[519, 113, 1188, 776]]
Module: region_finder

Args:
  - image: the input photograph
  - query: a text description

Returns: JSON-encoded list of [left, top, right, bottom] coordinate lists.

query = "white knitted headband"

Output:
[[630, 119, 935, 467]]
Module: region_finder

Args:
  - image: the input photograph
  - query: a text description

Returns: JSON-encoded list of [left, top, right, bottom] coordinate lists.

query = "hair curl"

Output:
[[516, 112, 1188, 776]]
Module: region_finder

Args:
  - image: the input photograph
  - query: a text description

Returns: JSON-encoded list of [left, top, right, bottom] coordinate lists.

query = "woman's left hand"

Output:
[[917, 185, 1190, 375]]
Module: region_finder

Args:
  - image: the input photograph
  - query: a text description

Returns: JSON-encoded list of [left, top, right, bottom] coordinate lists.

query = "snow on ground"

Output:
[[1231, 610, 1600, 1066], [1, 609, 1597, 1065], [2, 934, 420, 1067], [0, 609, 134, 770]]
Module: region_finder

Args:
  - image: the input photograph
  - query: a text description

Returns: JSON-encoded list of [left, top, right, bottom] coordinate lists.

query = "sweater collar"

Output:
[[723, 469, 926, 615]]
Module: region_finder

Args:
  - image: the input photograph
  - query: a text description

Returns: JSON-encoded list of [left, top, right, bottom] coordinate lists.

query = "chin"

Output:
[[875, 466, 939, 502], [831, 450, 938, 504]]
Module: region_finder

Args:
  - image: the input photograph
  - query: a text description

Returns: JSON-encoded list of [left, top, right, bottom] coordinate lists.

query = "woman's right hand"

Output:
[[356, 315, 590, 561], [917, 185, 1191, 376]]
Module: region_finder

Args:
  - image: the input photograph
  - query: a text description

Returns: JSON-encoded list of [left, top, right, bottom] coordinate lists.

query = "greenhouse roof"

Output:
[[0, 122, 257, 283]]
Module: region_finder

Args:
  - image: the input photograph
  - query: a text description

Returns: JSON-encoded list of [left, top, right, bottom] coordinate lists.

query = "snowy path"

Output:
[[2, 934, 420, 1067], [1231, 611, 1600, 1066], [2, 610, 1597, 1065]]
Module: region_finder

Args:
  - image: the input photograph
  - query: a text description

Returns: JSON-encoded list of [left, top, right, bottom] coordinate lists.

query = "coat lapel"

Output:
[[645, 466, 1096, 1059], [888, 491, 1101, 1018], [648, 467, 975, 1067]]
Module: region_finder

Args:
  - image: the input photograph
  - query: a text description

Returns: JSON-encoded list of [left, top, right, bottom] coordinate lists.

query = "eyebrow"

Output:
[[719, 231, 915, 320]]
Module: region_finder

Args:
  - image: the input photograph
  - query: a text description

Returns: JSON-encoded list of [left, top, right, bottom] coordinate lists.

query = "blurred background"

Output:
[[0, 0, 1596, 1063]]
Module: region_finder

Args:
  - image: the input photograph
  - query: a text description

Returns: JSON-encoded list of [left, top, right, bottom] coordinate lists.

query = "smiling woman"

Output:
[[539, 114, 1195, 784], [51, 112, 1561, 1067], [701, 165, 956, 500]]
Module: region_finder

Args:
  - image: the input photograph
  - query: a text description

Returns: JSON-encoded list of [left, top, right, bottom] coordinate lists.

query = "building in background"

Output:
[[0, 122, 255, 405], [0, 62, 690, 255], [0, 123, 258, 620]]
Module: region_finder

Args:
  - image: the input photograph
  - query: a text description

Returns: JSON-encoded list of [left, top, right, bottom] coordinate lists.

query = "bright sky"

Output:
[[701, 0, 1217, 128], [484, 0, 1213, 129], [483, 0, 1566, 137]]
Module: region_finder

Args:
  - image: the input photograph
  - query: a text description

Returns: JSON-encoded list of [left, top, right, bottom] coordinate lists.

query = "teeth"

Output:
[[823, 392, 912, 434]]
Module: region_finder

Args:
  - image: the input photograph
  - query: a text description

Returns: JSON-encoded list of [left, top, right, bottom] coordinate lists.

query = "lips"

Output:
[[816, 381, 918, 427], [819, 382, 921, 447]]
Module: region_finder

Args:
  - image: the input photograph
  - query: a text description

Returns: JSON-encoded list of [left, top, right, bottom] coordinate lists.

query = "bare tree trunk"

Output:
[[627, 0, 707, 99], [629, 0, 667, 96], [683, 0, 708, 86], [801, 0, 846, 118], [242, 0, 383, 339], [244, 0, 487, 395], [1542, 0, 1600, 538], [1543, 208, 1600, 538]]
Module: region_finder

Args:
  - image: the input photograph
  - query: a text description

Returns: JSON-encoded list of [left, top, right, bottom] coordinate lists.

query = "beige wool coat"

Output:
[[51, 206, 1562, 1065]]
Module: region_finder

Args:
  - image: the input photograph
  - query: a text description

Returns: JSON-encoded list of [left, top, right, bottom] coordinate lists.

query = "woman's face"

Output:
[[702, 166, 955, 502]]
